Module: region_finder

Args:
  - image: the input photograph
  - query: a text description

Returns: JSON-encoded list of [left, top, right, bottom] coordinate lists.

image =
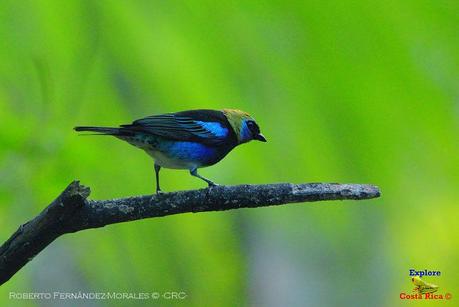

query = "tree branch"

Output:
[[0, 181, 380, 285]]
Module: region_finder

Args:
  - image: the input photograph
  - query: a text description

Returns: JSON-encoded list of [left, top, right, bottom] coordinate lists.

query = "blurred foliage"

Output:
[[1, 0, 458, 306]]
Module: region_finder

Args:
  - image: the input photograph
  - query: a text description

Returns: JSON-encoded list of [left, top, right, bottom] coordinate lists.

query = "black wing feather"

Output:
[[121, 110, 233, 145]]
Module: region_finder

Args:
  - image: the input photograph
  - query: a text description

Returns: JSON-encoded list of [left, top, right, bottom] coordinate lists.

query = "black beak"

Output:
[[255, 133, 267, 142]]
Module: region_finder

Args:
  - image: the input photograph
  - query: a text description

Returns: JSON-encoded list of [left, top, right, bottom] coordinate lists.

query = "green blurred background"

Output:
[[1, 0, 458, 306]]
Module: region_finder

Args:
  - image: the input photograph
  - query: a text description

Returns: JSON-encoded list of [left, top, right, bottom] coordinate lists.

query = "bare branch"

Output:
[[0, 181, 380, 285]]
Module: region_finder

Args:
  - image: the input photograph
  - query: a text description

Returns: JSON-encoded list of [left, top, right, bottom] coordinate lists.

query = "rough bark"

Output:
[[0, 181, 380, 285]]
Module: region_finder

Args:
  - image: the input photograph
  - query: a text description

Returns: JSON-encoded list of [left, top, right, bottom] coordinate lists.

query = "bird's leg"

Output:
[[154, 163, 163, 194], [190, 168, 218, 187]]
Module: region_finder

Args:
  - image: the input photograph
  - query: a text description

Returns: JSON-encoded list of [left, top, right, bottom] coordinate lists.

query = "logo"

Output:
[[399, 269, 452, 301], [411, 276, 438, 294]]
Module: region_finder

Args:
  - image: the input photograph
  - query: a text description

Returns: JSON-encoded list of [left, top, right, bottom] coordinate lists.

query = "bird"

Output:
[[74, 109, 266, 193]]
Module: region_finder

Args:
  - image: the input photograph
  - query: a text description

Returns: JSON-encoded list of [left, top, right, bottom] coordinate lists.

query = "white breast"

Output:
[[146, 149, 197, 170]]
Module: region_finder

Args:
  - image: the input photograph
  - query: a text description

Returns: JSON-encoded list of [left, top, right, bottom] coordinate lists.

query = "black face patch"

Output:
[[246, 120, 260, 136]]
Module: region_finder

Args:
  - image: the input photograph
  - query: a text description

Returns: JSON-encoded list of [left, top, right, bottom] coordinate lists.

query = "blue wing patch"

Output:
[[193, 121, 228, 138]]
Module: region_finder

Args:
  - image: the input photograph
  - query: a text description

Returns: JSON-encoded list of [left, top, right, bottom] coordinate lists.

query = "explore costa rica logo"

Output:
[[399, 269, 452, 301]]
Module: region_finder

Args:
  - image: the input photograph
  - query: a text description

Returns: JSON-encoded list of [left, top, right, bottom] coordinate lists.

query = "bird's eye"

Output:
[[246, 120, 259, 134]]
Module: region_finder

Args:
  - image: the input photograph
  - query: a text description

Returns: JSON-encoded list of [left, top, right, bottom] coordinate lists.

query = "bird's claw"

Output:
[[150, 190, 164, 204]]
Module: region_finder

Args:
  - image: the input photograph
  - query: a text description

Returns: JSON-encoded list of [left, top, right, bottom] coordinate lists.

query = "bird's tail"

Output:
[[74, 126, 128, 136]]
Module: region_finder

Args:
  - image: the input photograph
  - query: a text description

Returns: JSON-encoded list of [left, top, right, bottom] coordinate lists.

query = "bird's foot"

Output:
[[150, 190, 165, 204], [207, 182, 219, 188]]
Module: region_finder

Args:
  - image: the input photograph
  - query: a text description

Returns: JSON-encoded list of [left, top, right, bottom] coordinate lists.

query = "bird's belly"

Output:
[[147, 150, 197, 169], [121, 134, 229, 169]]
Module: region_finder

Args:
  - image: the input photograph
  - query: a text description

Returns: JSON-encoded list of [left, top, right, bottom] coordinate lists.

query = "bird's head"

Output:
[[223, 109, 267, 144]]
